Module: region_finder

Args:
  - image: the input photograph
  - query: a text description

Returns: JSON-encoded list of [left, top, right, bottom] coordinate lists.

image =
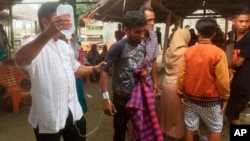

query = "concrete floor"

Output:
[[0, 79, 113, 141], [1, 53, 250, 141], [1, 72, 250, 141]]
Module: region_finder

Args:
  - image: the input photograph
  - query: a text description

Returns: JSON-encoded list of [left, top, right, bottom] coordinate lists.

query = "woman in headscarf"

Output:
[[87, 44, 101, 82], [158, 29, 190, 141]]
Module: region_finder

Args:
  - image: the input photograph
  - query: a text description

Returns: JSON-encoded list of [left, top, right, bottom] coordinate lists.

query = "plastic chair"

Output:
[[0, 65, 31, 113]]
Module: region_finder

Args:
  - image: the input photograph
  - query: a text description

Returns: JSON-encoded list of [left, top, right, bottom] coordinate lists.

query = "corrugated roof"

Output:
[[0, 0, 10, 11], [0, 0, 23, 11], [83, 0, 250, 23]]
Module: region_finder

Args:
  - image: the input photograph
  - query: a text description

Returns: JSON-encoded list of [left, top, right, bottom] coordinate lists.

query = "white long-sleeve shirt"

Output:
[[16, 35, 83, 133]]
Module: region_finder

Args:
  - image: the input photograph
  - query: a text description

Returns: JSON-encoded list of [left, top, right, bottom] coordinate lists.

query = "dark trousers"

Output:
[[34, 111, 86, 141], [112, 93, 131, 141]]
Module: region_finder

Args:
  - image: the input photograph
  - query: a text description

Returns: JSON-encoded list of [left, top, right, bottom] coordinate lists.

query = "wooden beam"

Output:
[[13, 1, 98, 4], [152, 0, 182, 20], [205, 4, 248, 9], [174, 4, 247, 10], [88, 0, 121, 18], [76, 2, 98, 4], [186, 13, 222, 16], [186, 16, 224, 19], [96, 13, 123, 21]]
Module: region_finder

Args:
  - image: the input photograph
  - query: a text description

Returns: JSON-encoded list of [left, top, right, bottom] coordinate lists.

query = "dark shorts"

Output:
[[225, 85, 250, 120]]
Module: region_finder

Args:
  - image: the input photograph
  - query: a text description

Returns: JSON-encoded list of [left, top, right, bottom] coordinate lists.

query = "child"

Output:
[[176, 18, 230, 141]]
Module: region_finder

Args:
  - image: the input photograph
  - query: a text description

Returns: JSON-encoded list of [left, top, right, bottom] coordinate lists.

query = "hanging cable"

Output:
[[75, 111, 105, 137]]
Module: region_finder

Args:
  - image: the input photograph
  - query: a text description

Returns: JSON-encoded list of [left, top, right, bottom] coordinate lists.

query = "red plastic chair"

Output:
[[0, 65, 31, 113]]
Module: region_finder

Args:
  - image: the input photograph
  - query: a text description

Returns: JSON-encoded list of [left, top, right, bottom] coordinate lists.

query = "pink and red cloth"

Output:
[[126, 77, 164, 141]]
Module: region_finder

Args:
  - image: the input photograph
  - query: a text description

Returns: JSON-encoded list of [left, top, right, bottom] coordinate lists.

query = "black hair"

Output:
[[139, 5, 154, 14], [211, 27, 226, 50], [234, 7, 250, 17], [38, 2, 59, 30], [91, 44, 98, 51], [188, 28, 198, 46], [195, 18, 217, 38], [123, 11, 146, 29]]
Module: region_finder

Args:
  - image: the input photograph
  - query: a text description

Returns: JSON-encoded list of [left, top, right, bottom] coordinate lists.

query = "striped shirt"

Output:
[[142, 31, 160, 85]]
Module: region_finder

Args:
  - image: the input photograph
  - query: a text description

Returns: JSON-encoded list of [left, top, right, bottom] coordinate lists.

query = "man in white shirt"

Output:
[[14, 2, 105, 141]]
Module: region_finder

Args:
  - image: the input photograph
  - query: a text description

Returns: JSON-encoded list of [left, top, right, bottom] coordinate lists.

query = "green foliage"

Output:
[[59, 0, 100, 17], [77, 4, 91, 15], [76, 0, 100, 16]]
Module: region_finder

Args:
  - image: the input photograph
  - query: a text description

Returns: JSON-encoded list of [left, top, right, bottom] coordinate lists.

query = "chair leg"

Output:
[[2, 93, 11, 113], [12, 94, 21, 114], [85, 75, 90, 84], [0, 100, 5, 115]]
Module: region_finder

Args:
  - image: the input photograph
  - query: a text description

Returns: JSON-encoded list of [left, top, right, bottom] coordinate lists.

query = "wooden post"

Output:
[[34, 21, 38, 34], [162, 12, 171, 63], [178, 20, 183, 29], [225, 18, 229, 38], [179, 19, 183, 29], [8, 2, 14, 60]]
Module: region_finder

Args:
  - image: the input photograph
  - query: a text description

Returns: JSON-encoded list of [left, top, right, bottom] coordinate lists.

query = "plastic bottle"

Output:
[[56, 4, 75, 39]]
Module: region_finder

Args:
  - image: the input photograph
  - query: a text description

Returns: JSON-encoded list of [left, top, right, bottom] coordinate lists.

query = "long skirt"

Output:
[[157, 77, 185, 139]]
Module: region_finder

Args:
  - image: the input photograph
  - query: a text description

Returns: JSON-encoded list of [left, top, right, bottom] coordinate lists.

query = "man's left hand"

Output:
[[153, 83, 159, 95]]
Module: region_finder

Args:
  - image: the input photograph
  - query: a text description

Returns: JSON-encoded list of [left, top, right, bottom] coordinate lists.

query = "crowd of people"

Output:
[[9, 1, 250, 141]]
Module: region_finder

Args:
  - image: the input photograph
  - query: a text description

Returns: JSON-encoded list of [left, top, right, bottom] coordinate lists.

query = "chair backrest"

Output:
[[0, 65, 29, 90]]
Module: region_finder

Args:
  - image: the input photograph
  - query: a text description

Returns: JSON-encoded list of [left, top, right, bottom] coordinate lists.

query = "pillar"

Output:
[[161, 11, 171, 63]]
